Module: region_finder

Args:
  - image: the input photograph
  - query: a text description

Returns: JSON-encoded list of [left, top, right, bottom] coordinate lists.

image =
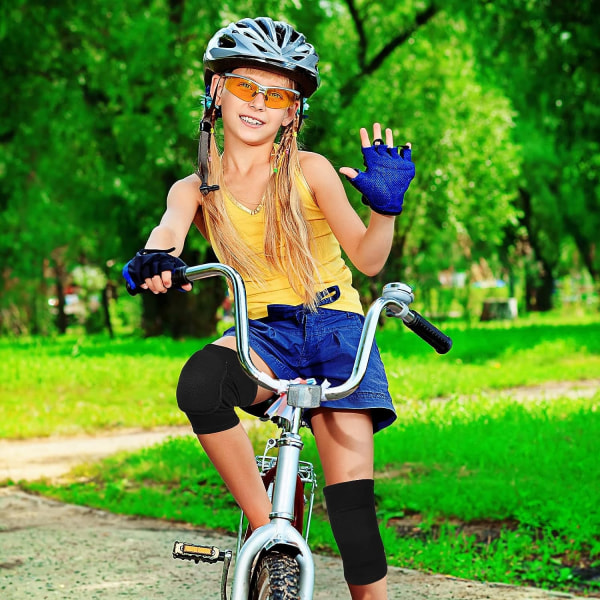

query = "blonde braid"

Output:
[[200, 109, 266, 284], [201, 111, 320, 308], [268, 115, 320, 308]]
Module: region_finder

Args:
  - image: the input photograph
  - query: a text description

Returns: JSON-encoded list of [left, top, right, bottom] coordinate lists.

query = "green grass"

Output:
[[379, 317, 600, 400], [4, 313, 600, 594], [375, 395, 600, 591], [0, 334, 200, 437], [2, 317, 600, 438], [25, 393, 600, 595]]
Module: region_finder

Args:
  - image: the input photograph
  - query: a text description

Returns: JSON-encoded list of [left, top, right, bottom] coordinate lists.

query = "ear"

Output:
[[282, 100, 300, 127], [210, 74, 224, 104]]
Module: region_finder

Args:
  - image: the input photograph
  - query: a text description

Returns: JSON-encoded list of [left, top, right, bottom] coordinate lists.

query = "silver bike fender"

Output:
[[230, 520, 314, 600]]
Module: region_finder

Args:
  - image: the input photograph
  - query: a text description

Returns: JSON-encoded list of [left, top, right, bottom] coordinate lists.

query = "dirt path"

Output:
[[0, 489, 581, 600], [1, 381, 597, 599], [2, 380, 597, 483], [0, 426, 191, 482]]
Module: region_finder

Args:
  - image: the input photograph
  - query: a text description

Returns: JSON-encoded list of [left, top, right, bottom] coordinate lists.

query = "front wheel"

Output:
[[250, 551, 300, 600]]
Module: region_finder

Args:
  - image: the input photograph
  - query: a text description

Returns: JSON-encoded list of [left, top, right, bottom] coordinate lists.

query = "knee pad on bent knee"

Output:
[[324, 479, 387, 586], [176, 345, 258, 434]]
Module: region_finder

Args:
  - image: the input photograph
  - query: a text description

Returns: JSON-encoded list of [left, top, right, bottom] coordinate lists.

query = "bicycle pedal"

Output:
[[173, 541, 230, 564]]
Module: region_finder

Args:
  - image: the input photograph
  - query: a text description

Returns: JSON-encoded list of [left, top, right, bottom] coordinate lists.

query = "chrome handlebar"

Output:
[[174, 263, 452, 400]]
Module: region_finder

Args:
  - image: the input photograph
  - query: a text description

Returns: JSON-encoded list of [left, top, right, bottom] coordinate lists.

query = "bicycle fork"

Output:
[[173, 402, 316, 600], [230, 425, 314, 599]]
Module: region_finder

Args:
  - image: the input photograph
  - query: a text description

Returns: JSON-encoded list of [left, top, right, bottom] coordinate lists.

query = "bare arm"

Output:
[[141, 174, 201, 293], [146, 174, 200, 253], [301, 125, 404, 276]]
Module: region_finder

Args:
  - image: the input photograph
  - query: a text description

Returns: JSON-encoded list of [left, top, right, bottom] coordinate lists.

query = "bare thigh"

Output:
[[310, 408, 375, 486], [211, 336, 276, 405]]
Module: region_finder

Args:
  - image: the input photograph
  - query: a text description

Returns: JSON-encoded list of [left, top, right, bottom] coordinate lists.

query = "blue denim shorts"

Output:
[[223, 298, 396, 433]]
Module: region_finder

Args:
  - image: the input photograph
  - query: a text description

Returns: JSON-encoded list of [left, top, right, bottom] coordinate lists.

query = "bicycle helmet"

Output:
[[203, 17, 320, 98]]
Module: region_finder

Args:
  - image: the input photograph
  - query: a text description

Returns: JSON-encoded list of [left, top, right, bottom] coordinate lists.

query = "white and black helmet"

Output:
[[203, 17, 320, 97]]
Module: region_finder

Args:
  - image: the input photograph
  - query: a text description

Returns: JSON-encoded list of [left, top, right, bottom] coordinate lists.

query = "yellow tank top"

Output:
[[206, 169, 363, 320]]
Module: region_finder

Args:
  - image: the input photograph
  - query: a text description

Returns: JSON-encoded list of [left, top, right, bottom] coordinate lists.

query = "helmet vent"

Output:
[[218, 34, 236, 49]]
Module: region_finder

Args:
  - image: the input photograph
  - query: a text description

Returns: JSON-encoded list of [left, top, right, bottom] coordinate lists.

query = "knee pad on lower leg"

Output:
[[176, 345, 258, 434], [324, 479, 387, 586]]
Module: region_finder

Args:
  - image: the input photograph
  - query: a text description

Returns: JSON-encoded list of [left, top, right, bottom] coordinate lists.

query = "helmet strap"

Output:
[[197, 76, 223, 196], [297, 99, 306, 131], [196, 119, 219, 196]]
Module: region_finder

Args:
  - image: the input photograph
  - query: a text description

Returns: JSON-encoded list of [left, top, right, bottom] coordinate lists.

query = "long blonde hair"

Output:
[[199, 107, 321, 309]]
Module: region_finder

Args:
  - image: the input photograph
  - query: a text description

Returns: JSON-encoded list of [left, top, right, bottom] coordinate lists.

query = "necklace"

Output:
[[221, 153, 270, 215], [226, 192, 265, 215]]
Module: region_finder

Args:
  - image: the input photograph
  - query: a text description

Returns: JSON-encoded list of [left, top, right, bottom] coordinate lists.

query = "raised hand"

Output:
[[340, 123, 414, 216]]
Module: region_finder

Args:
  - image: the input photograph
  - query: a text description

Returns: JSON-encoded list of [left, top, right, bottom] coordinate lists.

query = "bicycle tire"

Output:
[[250, 551, 300, 600]]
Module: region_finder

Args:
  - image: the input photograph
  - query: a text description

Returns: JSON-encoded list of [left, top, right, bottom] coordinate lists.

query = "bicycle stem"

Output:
[[270, 412, 303, 521]]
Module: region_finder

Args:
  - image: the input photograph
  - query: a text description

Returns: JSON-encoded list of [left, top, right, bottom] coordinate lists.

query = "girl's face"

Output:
[[212, 68, 299, 142]]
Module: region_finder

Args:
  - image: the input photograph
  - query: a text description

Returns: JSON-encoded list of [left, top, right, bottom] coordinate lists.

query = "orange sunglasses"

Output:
[[223, 73, 300, 109]]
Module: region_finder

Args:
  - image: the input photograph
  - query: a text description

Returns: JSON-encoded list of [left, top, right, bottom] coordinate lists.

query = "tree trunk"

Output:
[[53, 255, 69, 334], [519, 188, 556, 312], [141, 278, 223, 338], [534, 260, 555, 311], [566, 217, 599, 299], [102, 284, 114, 338]]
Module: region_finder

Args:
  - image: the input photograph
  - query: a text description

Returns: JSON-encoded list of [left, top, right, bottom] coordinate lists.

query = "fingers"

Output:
[[146, 271, 173, 294], [359, 128, 371, 148], [339, 166, 359, 180], [385, 127, 393, 146], [359, 124, 388, 147], [359, 123, 412, 153], [145, 273, 193, 293]]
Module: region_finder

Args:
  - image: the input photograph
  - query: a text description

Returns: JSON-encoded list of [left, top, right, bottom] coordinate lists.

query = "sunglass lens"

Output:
[[224, 77, 255, 102], [264, 90, 295, 108], [224, 76, 296, 108]]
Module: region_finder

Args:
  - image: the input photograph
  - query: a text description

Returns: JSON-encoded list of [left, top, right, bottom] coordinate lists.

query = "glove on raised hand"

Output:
[[346, 143, 415, 215], [122, 248, 189, 295]]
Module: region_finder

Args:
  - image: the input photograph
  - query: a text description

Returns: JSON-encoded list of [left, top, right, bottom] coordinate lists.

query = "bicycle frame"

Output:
[[232, 402, 314, 599], [172, 263, 452, 600]]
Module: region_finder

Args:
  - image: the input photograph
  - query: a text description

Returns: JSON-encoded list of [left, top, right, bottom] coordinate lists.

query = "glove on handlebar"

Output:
[[346, 144, 415, 215], [122, 248, 190, 296]]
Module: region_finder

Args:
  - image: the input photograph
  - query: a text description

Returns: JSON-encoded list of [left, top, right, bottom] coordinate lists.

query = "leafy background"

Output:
[[1, 0, 598, 337]]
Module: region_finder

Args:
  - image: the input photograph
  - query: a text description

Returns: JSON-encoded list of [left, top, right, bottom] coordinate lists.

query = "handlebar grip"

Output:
[[171, 266, 190, 290], [403, 310, 453, 354]]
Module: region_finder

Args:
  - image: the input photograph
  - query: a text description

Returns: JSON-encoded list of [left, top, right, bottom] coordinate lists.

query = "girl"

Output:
[[123, 17, 414, 600]]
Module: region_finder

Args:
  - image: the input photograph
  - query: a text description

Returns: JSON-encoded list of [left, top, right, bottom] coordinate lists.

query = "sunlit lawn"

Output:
[[3, 312, 600, 595], [2, 315, 599, 438]]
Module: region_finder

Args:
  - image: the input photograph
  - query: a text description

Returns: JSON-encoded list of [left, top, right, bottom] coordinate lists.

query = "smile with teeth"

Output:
[[240, 115, 265, 126]]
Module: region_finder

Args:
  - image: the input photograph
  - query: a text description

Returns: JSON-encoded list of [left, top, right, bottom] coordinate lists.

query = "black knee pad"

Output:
[[324, 479, 387, 586], [176, 345, 258, 434]]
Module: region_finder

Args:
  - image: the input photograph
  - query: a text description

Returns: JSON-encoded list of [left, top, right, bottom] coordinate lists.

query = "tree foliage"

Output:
[[459, 0, 600, 308], [1, 0, 597, 336], [310, 2, 520, 299]]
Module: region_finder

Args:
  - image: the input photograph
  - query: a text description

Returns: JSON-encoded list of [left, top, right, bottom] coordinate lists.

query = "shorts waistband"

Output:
[[263, 285, 341, 323]]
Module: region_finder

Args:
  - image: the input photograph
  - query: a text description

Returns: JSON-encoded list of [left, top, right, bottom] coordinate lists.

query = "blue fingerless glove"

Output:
[[346, 143, 415, 215], [122, 248, 189, 296]]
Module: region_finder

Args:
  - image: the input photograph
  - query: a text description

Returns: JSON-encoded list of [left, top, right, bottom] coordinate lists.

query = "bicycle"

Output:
[[168, 262, 452, 600]]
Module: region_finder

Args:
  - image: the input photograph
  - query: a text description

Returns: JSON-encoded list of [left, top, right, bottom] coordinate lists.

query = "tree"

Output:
[[460, 0, 600, 309], [0, 0, 334, 336], [1, 0, 226, 335], [7, 1, 593, 335]]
